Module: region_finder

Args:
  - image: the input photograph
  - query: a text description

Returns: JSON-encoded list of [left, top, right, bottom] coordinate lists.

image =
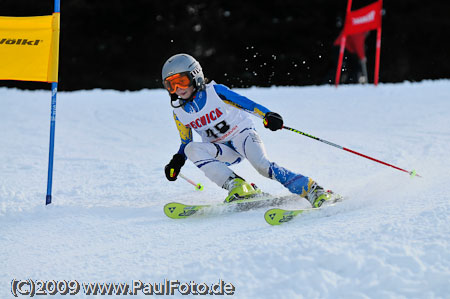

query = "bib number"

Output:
[[205, 120, 230, 138]]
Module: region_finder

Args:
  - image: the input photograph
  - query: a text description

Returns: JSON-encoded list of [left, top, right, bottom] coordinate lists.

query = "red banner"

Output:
[[344, 1, 382, 35]]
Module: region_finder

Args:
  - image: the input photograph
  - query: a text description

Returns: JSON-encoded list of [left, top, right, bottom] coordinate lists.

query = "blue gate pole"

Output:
[[46, 83, 58, 205], [46, 0, 60, 205]]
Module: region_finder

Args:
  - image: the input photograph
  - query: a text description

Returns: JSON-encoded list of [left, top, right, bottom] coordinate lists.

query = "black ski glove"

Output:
[[164, 153, 185, 181], [263, 112, 284, 131]]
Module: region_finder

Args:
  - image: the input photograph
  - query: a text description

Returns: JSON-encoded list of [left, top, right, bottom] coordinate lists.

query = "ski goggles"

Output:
[[163, 72, 192, 94]]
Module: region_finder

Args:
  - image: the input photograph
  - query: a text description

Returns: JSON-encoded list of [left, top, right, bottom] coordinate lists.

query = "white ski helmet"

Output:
[[161, 53, 205, 93]]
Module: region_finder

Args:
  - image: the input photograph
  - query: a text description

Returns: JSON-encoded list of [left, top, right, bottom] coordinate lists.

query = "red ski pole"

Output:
[[283, 126, 421, 178]]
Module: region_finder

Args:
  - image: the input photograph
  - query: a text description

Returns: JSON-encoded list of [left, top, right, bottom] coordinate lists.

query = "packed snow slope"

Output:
[[1, 80, 450, 298]]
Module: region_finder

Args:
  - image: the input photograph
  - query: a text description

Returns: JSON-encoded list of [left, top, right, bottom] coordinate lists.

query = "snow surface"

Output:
[[1, 80, 450, 298]]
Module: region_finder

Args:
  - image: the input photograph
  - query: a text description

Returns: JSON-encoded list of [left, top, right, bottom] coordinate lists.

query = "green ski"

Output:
[[164, 194, 299, 219], [264, 195, 345, 225]]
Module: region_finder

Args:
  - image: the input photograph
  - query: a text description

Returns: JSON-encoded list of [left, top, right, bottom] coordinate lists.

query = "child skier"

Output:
[[162, 53, 331, 207]]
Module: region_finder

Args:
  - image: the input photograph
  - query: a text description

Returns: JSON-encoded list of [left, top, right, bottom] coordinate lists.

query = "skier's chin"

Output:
[[177, 91, 189, 99]]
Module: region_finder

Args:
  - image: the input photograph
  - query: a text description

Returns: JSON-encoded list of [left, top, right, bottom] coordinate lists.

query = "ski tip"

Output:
[[265, 207, 309, 225], [264, 208, 287, 226], [163, 202, 207, 219], [164, 202, 182, 219]]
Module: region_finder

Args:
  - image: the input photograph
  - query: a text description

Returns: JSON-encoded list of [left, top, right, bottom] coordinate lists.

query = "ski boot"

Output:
[[223, 177, 261, 203], [305, 183, 332, 208]]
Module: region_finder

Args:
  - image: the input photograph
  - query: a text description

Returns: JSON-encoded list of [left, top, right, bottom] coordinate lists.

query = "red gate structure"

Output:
[[335, 0, 383, 86]]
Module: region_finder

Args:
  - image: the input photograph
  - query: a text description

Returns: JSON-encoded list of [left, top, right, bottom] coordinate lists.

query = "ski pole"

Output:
[[179, 173, 204, 191], [283, 126, 421, 178]]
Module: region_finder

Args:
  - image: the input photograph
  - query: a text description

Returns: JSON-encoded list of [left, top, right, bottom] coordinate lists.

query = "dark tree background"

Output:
[[1, 0, 449, 91]]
